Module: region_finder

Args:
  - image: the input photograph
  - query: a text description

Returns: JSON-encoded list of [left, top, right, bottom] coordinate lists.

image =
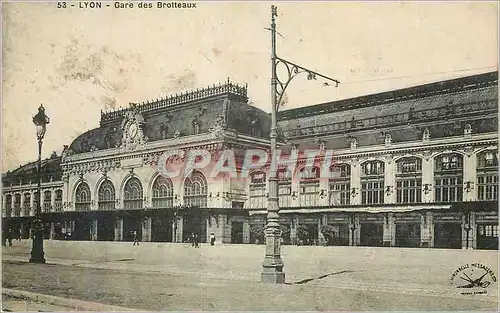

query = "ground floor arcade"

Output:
[[2, 203, 497, 250]]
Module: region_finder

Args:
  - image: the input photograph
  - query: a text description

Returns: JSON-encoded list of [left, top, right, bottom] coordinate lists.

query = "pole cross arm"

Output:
[[275, 57, 340, 111]]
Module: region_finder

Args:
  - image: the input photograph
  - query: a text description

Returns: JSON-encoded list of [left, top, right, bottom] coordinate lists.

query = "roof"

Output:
[[278, 71, 498, 148], [278, 71, 498, 121], [68, 81, 272, 154], [2, 155, 62, 185]]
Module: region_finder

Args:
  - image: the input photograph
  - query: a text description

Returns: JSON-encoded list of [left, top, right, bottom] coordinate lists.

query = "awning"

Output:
[[248, 204, 452, 216]]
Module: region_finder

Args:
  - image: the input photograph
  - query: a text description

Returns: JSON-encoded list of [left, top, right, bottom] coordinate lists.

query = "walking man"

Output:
[[210, 232, 216, 246], [193, 233, 200, 248], [133, 230, 139, 246]]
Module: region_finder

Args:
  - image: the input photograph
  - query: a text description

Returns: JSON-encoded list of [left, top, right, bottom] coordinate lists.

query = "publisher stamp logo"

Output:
[[450, 263, 497, 295]]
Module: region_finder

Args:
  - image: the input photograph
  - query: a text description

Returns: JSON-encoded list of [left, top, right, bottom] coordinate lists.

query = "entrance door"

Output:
[[74, 219, 91, 241], [183, 212, 207, 243], [123, 215, 142, 242], [476, 225, 498, 250], [395, 223, 421, 247], [151, 216, 173, 242], [434, 223, 461, 249], [97, 218, 115, 241], [231, 221, 243, 244], [360, 223, 383, 246]]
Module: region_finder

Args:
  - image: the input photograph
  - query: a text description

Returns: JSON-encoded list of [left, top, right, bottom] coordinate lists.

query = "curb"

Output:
[[2, 288, 140, 311]]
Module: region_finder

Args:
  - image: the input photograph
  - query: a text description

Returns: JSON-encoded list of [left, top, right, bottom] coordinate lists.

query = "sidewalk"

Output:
[[2, 260, 498, 311], [2, 288, 138, 311]]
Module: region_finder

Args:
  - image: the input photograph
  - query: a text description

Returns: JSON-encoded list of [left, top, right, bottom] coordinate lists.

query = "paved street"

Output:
[[2, 240, 499, 311], [2, 294, 76, 312]]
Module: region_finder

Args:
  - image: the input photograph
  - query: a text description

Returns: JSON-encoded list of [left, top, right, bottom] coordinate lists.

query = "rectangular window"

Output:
[[329, 182, 350, 205], [396, 178, 422, 203], [477, 174, 499, 200], [434, 176, 463, 202], [361, 180, 384, 204], [299, 181, 319, 207], [249, 184, 266, 209], [278, 183, 292, 207]]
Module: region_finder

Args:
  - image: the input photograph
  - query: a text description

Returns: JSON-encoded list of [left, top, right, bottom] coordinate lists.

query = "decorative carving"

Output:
[[209, 115, 226, 140], [118, 109, 149, 151], [422, 150, 432, 161], [464, 123, 472, 139], [422, 127, 430, 142], [348, 136, 357, 149], [173, 131, 181, 139], [384, 133, 392, 147], [384, 154, 393, 164], [464, 146, 474, 158]]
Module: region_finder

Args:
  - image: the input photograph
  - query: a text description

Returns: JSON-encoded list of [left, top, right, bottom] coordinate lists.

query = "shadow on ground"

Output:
[[287, 270, 355, 285]]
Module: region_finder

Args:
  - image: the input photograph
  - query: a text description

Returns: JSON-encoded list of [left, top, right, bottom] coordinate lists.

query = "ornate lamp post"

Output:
[[29, 104, 50, 263], [261, 5, 340, 283]]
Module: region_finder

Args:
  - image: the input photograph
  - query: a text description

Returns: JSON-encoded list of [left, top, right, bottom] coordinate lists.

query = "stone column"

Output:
[[462, 212, 475, 249], [242, 219, 250, 244], [216, 214, 227, 244], [51, 188, 56, 211], [49, 223, 55, 240], [463, 151, 477, 202], [318, 214, 327, 245], [30, 191, 35, 216], [383, 213, 395, 247], [349, 215, 360, 246], [91, 220, 98, 241], [290, 216, 298, 245], [175, 215, 183, 243], [420, 212, 433, 248], [351, 162, 361, 205], [142, 217, 152, 242], [384, 158, 396, 204], [20, 194, 25, 217], [115, 218, 123, 241], [421, 155, 434, 203]]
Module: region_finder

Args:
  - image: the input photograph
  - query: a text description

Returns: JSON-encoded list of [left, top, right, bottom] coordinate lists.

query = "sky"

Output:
[[2, 1, 498, 171]]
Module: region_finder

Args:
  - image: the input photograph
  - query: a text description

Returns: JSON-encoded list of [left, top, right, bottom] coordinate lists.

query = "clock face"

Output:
[[128, 123, 138, 138]]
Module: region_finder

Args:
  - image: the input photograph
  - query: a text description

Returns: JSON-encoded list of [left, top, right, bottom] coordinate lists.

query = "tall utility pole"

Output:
[[261, 5, 340, 284]]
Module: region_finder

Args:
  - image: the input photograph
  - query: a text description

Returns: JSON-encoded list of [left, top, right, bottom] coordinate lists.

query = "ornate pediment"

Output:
[[118, 110, 149, 151]]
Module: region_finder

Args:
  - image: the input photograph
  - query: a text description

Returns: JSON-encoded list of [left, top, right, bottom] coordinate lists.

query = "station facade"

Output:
[[2, 72, 498, 249]]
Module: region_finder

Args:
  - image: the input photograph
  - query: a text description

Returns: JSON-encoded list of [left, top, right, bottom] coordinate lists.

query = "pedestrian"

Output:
[[194, 233, 200, 248], [18, 229, 22, 241], [191, 233, 196, 247], [133, 230, 139, 246], [7, 229, 13, 247], [210, 232, 216, 246]]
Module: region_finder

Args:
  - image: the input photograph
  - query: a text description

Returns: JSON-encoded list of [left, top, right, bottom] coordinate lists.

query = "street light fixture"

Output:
[[29, 104, 50, 263], [261, 5, 340, 284]]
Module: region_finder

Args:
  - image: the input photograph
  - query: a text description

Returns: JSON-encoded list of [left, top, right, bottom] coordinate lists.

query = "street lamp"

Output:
[[261, 5, 340, 284], [29, 104, 50, 263]]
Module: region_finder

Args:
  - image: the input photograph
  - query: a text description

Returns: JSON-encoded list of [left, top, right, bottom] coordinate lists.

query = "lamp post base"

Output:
[[261, 268, 285, 284], [29, 221, 46, 264]]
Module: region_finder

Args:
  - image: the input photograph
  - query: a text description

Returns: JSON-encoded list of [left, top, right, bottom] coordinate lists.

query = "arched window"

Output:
[[329, 164, 351, 205], [4, 195, 12, 217], [75, 182, 91, 211], [434, 153, 463, 202], [53, 190, 63, 212], [249, 171, 266, 209], [477, 151, 498, 200], [98, 180, 116, 211], [13, 194, 21, 217], [43, 190, 52, 213], [277, 168, 292, 208], [123, 177, 143, 210], [152, 176, 174, 208], [361, 160, 385, 204], [299, 166, 320, 207], [184, 171, 207, 207], [396, 157, 422, 203], [23, 193, 31, 216]]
